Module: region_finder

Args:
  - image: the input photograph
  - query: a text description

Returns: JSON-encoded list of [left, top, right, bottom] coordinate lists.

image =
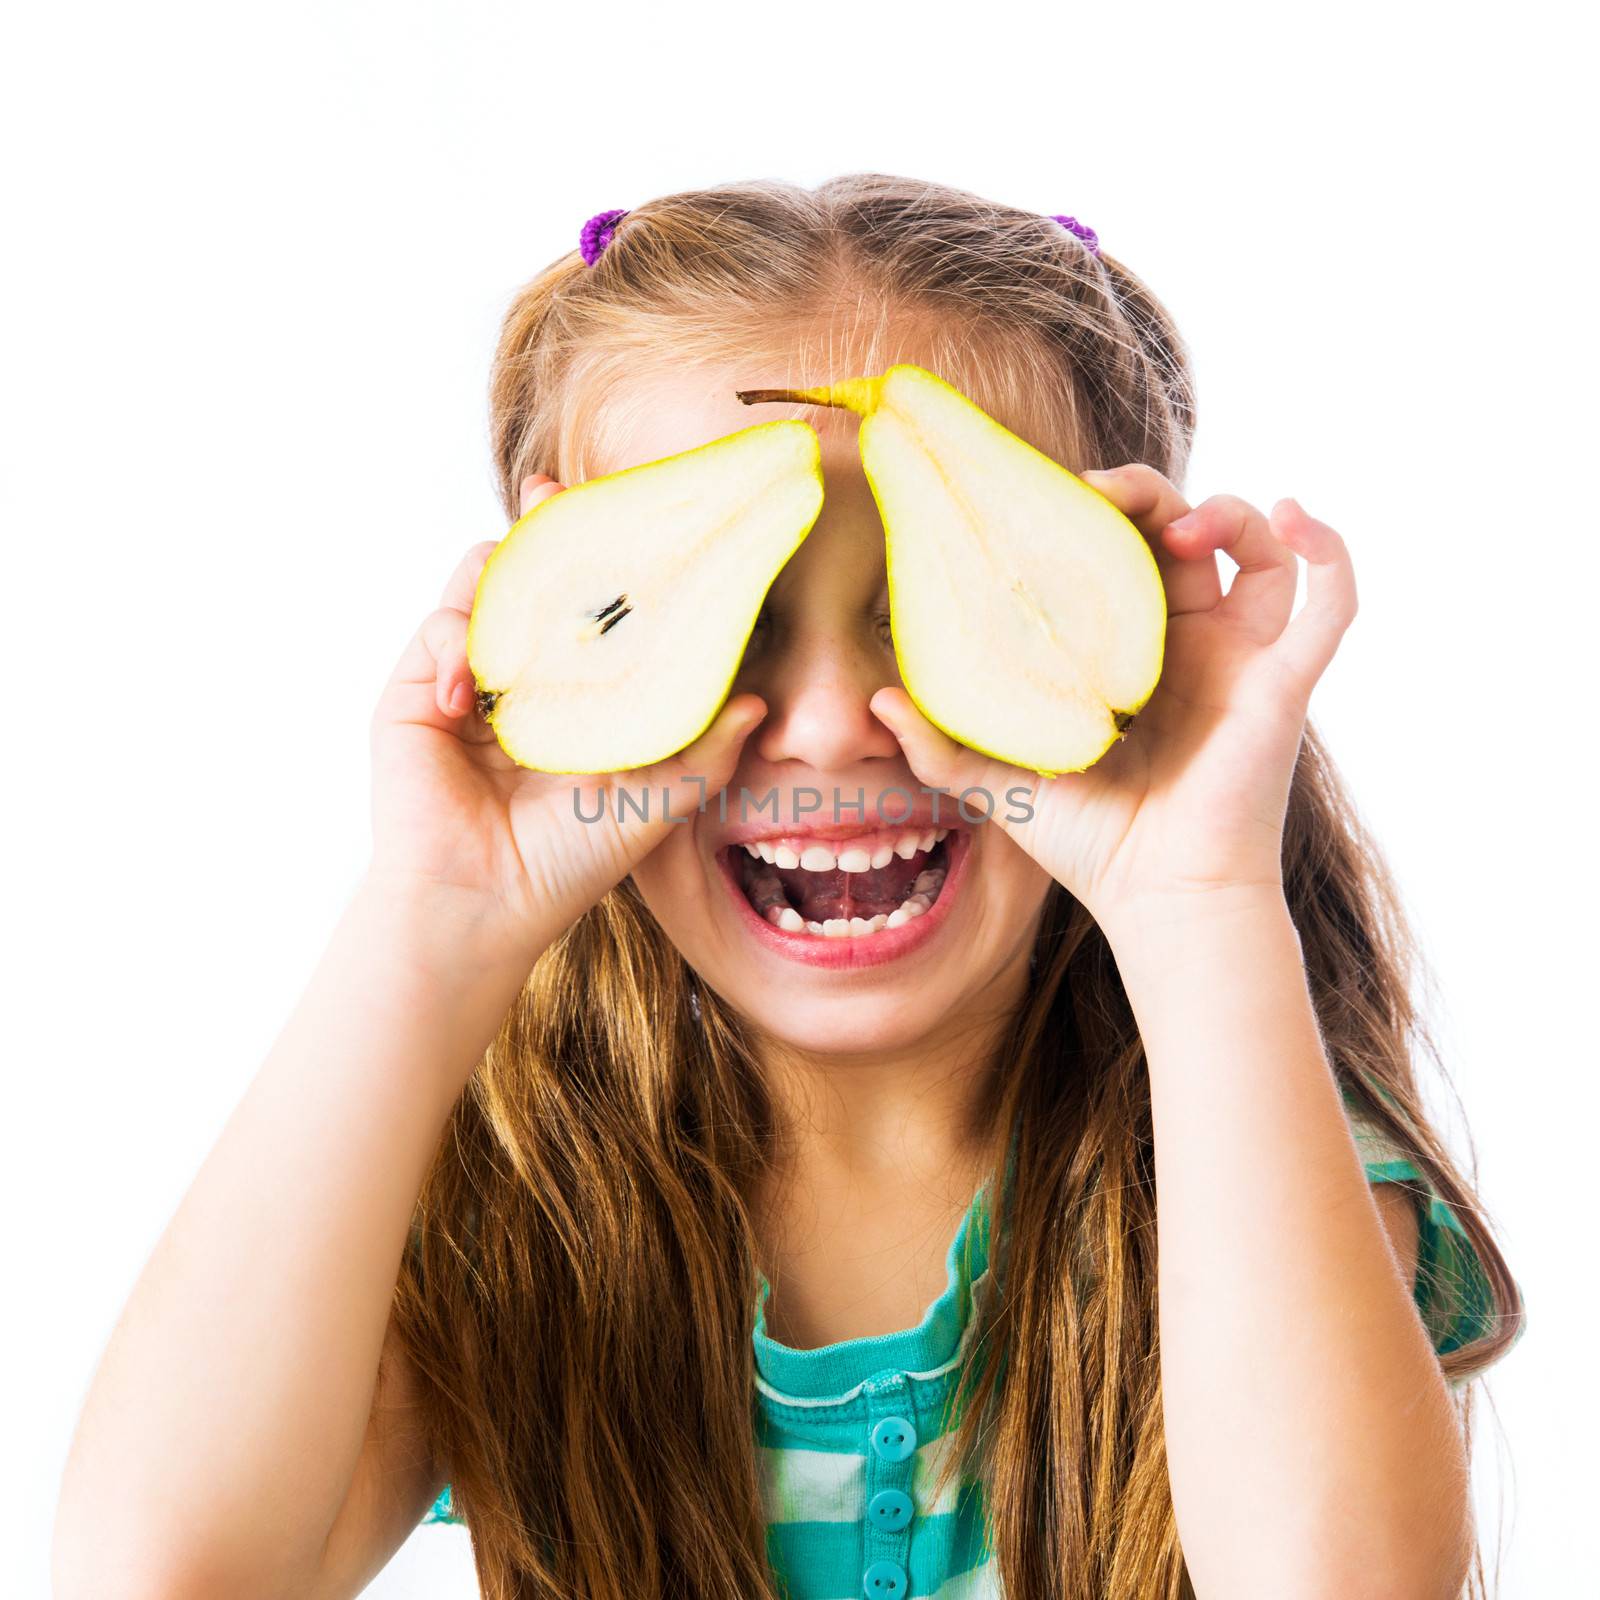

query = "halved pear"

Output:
[[737, 364, 1166, 777], [467, 420, 824, 773]]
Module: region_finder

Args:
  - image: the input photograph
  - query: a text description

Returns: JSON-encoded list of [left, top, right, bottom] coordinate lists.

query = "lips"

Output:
[[714, 824, 972, 969]]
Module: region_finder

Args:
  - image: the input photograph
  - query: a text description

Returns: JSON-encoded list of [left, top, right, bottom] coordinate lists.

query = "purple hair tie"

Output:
[[1049, 214, 1100, 255], [580, 208, 630, 266], [580, 205, 1095, 265]]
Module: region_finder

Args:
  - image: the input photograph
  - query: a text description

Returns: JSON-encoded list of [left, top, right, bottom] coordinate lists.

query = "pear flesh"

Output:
[[738, 365, 1166, 776], [468, 420, 823, 774]]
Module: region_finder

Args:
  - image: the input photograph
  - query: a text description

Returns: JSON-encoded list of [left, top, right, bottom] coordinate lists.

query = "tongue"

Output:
[[774, 852, 927, 922]]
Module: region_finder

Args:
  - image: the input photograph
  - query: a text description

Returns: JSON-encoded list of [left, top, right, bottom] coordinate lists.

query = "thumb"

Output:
[[642, 693, 767, 820], [871, 687, 1045, 836], [870, 687, 989, 795], [694, 691, 768, 770]]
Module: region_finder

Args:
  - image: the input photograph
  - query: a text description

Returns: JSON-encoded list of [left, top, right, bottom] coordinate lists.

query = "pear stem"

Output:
[[736, 388, 826, 407], [738, 376, 882, 415]]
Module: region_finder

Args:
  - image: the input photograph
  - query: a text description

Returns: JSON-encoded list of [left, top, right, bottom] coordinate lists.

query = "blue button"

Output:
[[867, 1487, 913, 1530], [863, 1558, 908, 1597], [869, 1415, 916, 1461]]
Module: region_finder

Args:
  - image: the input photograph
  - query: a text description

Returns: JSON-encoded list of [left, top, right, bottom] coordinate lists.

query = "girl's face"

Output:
[[611, 360, 1055, 1057]]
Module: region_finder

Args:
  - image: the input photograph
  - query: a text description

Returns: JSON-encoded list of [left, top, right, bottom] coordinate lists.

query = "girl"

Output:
[[54, 174, 1524, 1600]]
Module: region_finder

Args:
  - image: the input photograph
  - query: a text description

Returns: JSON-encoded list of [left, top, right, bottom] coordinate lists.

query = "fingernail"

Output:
[[1168, 511, 1201, 531], [449, 681, 472, 714]]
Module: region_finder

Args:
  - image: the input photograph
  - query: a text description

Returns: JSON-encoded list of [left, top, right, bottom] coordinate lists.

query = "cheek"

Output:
[[628, 833, 714, 948], [977, 825, 1057, 918]]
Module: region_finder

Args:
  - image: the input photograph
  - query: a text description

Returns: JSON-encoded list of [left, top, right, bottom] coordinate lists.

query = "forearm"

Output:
[[53, 877, 540, 1596], [1102, 886, 1470, 1599]]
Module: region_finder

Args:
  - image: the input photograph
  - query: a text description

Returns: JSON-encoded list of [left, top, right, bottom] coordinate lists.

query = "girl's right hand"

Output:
[[367, 473, 767, 961]]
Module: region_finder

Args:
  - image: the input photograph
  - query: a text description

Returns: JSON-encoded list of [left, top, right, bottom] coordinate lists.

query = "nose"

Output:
[[747, 632, 903, 774]]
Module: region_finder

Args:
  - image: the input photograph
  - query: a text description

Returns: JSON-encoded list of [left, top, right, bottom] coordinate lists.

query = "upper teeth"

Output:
[[741, 827, 948, 871]]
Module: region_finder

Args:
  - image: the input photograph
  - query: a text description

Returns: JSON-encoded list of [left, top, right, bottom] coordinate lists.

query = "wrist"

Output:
[[269, 873, 546, 1116], [350, 868, 554, 985], [1094, 883, 1318, 1089], [1095, 879, 1296, 965]]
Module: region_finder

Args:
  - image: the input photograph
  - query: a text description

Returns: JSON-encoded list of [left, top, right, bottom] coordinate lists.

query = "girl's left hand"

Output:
[[869, 464, 1358, 930]]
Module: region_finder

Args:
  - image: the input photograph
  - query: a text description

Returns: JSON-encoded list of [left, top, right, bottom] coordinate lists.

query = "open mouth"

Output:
[[726, 826, 956, 939]]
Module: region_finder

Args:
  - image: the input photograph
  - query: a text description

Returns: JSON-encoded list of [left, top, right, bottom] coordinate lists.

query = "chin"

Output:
[[714, 984, 966, 1058]]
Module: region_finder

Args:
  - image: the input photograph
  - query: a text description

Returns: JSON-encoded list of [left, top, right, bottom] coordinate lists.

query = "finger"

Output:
[[1081, 464, 1219, 615], [519, 473, 565, 517], [387, 604, 469, 698], [375, 610, 468, 738], [868, 687, 1031, 826], [422, 608, 474, 718], [1165, 493, 1298, 639], [437, 481, 566, 614], [439, 540, 500, 612], [434, 478, 569, 692], [621, 694, 769, 838], [1267, 499, 1358, 685]]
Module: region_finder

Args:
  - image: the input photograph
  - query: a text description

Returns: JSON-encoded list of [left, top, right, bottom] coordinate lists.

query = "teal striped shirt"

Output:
[[749, 1148, 1006, 1600], [424, 1086, 1519, 1598]]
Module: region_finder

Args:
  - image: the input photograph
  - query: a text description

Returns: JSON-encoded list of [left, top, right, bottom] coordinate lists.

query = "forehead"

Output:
[[577, 324, 1074, 485], [585, 361, 841, 479], [583, 361, 883, 577]]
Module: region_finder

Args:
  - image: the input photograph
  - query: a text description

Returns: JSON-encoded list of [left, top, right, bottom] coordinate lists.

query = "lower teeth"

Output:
[[754, 864, 948, 937]]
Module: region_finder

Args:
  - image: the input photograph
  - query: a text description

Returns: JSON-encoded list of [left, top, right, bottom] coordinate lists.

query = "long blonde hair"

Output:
[[392, 173, 1523, 1599]]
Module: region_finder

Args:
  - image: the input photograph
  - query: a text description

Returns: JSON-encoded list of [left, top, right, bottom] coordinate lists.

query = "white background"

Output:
[[3, 3, 1592, 1595]]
